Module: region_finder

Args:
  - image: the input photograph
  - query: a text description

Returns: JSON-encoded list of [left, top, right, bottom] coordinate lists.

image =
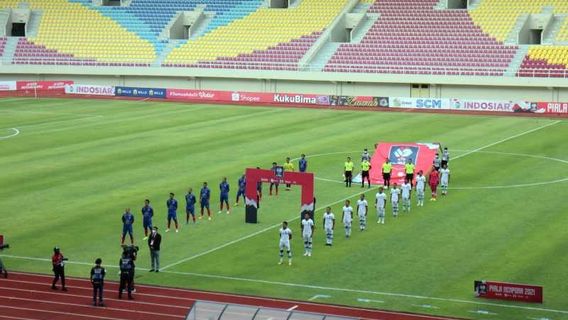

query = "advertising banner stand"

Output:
[[244, 168, 314, 224]]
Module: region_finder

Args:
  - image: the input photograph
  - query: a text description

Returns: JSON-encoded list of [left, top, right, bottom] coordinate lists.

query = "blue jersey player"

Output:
[[141, 199, 153, 240], [166, 193, 179, 233], [299, 154, 308, 173], [200, 182, 212, 220], [235, 174, 246, 206], [121, 208, 134, 245], [185, 188, 196, 224], [219, 177, 230, 215]]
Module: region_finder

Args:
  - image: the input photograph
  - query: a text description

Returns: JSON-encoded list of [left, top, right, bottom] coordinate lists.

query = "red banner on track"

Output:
[[370, 142, 440, 185], [475, 280, 543, 303]]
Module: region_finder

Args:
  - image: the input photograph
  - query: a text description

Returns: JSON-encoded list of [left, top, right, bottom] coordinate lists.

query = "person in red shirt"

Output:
[[51, 247, 67, 291], [428, 168, 440, 201]]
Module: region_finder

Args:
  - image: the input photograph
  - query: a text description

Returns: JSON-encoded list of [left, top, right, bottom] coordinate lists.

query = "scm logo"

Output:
[[416, 99, 442, 109]]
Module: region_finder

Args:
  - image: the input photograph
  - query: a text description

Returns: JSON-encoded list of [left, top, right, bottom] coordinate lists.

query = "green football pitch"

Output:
[[0, 98, 567, 320]]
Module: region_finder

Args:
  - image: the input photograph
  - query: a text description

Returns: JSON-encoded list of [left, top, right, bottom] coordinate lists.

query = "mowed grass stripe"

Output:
[[0, 99, 566, 320]]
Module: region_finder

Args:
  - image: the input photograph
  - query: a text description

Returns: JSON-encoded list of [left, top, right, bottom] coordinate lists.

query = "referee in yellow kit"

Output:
[[344, 157, 354, 187], [382, 158, 392, 189], [404, 160, 415, 184], [283, 157, 295, 191], [361, 159, 371, 188]]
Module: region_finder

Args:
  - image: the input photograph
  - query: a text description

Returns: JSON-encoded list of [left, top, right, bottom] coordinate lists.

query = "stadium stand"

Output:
[[69, 0, 263, 55], [470, 0, 568, 76], [0, 37, 6, 56], [324, 0, 518, 76], [2, 0, 568, 77], [165, 0, 349, 66], [1, 0, 155, 64]]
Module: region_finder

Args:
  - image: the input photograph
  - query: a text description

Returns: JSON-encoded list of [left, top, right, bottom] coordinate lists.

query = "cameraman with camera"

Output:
[[0, 239, 9, 278], [51, 246, 68, 291], [118, 245, 137, 299]]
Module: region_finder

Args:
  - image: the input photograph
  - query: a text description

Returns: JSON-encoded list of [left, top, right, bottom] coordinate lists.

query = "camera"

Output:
[[121, 245, 139, 260], [0, 244, 9, 250]]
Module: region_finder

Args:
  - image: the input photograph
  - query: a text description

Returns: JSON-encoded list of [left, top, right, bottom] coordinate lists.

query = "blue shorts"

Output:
[[236, 190, 245, 198], [200, 201, 209, 209], [186, 207, 195, 215], [167, 212, 177, 220], [220, 194, 229, 202], [122, 225, 133, 236], [143, 218, 152, 229]]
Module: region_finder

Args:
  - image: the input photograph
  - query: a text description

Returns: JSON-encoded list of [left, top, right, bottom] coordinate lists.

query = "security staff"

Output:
[[90, 258, 106, 306], [118, 251, 134, 299], [51, 247, 67, 291]]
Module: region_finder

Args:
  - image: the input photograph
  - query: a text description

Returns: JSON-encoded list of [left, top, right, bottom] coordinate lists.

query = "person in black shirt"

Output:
[[118, 251, 134, 299], [148, 226, 161, 272], [90, 258, 106, 306]]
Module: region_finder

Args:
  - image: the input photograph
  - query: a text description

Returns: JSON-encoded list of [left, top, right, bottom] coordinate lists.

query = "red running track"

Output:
[[0, 272, 460, 320]]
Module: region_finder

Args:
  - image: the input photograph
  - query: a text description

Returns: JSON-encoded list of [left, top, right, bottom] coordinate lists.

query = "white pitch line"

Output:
[[163, 120, 561, 271], [3, 268, 568, 316], [0, 128, 20, 140], [286, 305, 299, 311], [160, 186, 378, 271], [160, 269, 568, 315], [452, 120, 561, 161]]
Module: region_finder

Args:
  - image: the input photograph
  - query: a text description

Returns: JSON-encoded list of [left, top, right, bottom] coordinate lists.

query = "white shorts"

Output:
[[302, 234, 312, 242], [358, 214, 366, 221], [377, 207, 385, 217], [279, 240, 290, 251], [441, 179, 449, 186], [402, 196, 410, 201], [324, 226, 333, 234], [343, 221, 352, 228]]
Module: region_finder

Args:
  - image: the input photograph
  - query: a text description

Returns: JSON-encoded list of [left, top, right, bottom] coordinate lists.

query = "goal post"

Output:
[[244, 168, 314, 224]]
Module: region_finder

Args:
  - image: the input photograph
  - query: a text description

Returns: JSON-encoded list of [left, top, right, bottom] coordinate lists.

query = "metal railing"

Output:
[[3, 58, 568, 78]]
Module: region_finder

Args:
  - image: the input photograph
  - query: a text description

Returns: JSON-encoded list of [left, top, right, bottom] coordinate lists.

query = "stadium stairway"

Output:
[[0, 9, 10, 35], [1, 37, 17, 65], [306, 42, 341, 71], [504, 14, 529, 45], [350, 13, 379, 43], [542, 15, 566, 44], [26, 10, 43, 38], [504, 45, 529, 76], [152, 39, 185, 67]]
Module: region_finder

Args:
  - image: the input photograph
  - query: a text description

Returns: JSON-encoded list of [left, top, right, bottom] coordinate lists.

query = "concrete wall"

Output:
[[3, 66, 568, 101]]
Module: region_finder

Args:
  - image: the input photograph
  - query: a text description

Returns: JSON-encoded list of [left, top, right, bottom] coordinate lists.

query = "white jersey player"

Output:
[[342, 200, 353, 238], [415, 171, 426, 206], [356, 195, 368, 231], [375, 187, 387, 224], [390, 184, 400, 217], [301, 214, 315, 257], [322, 207, 335, 246], [440, 164, 450, 195], [278, 221, 292, 265], [401, 180, 412, 212]]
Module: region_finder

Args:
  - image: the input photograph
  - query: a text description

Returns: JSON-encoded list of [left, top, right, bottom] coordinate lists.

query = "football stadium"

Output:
[[0, 0, 567, 319]]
